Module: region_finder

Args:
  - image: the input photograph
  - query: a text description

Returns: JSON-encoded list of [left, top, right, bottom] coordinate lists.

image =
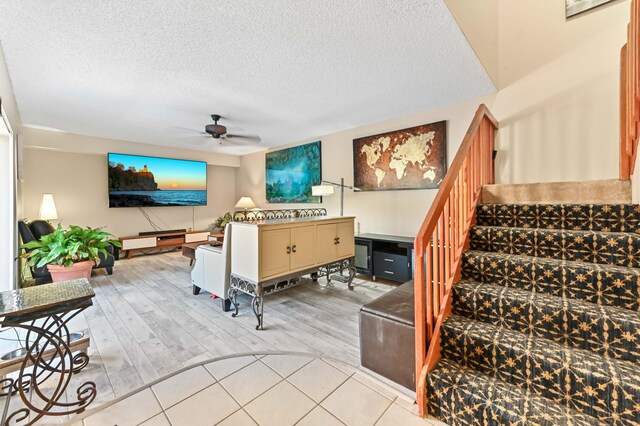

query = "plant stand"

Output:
[[0, 279, 96, 424]]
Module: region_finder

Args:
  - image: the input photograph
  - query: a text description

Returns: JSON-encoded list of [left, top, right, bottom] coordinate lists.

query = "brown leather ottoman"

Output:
[[359, 281, 415, 391]]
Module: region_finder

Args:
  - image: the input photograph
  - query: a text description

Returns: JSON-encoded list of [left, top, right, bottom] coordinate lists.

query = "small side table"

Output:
[[182, 242, 219, 266], [0, 279, 96, 424]]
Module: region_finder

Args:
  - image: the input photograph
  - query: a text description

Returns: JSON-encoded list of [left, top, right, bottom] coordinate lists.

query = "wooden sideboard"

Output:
[[230, 216, 356, 329], [119, 230, 210, 259], [231, 216, 355, 283]]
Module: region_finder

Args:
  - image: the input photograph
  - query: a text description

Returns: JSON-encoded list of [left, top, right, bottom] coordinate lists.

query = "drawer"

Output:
[[185, 232, 210, 243], [373, 252, 409, 282], [121, 236, 156, 250]]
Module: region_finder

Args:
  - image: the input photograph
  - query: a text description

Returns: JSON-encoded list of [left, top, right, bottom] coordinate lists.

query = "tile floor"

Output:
[[68, 353, 446, 426]]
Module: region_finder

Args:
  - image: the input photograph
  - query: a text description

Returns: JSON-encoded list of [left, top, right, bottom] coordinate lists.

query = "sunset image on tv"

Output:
[[108, 153, 207, 207]]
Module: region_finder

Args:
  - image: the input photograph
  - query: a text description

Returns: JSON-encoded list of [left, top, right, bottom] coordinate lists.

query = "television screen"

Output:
[[108, 153, 207, 207]]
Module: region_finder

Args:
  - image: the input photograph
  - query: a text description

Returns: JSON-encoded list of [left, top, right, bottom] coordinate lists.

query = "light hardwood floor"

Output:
[[65, 251, 395, 406]]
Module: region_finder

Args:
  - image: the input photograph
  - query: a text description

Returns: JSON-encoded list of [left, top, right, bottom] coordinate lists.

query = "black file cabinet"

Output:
[[354, 234, 414, 283]]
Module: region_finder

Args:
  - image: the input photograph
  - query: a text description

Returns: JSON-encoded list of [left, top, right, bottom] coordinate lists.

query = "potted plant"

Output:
[[21, 225, 121, 282], [209, 212, 232, 234]]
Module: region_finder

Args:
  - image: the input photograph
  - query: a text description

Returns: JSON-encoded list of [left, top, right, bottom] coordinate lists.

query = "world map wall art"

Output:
[[265, 141, 322, 203], [353, 121, 446, 191]]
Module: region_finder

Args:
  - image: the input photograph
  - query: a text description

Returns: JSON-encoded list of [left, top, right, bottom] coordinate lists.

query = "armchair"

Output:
[[191, 223, 232, 312], [18, 220, 116, 285]]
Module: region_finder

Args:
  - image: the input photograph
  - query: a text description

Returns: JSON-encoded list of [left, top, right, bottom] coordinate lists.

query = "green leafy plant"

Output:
[[209, 212, 232, 232], [21, 225, 121, 268]]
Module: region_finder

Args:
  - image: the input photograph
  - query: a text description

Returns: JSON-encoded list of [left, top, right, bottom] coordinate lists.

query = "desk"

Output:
[[0, 279, 96, 424], [354, 233, 414, 283]]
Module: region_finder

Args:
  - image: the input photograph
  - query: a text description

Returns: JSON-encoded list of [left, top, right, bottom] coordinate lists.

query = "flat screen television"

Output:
[[108, 153, 207, 208]]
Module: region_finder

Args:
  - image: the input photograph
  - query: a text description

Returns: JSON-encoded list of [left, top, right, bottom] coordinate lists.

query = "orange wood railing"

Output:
[[413, 104, 498, 416], [621, 0, 640, 180]]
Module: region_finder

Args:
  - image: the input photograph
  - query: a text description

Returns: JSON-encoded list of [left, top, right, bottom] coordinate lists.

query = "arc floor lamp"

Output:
[[311, 178, 360, 216]]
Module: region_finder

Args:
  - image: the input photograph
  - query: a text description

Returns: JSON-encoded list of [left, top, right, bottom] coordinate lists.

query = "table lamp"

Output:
[[39, 193, 58, 222], [235, 196, 257, 211]]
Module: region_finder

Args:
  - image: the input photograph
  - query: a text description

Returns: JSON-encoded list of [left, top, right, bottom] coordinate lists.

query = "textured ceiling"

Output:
[[0, 0, 495, 156]]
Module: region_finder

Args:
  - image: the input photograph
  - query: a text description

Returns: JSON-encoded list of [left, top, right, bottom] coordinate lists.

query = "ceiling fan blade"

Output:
[[169, 126, 209, 136], [225, 134, 261, 142]]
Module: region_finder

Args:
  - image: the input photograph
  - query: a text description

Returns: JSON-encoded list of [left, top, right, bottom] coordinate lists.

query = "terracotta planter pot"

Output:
[[47, 260, 94, 282]]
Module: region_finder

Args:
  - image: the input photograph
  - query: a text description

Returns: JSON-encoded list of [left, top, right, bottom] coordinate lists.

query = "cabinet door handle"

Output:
[[292, 245, 297, 253], [286, 246, 291, 254], [384, 258, 394, 262], [384, 270, 395, 274], [336, 237, 340, 244], [334, 237, 339, 245]]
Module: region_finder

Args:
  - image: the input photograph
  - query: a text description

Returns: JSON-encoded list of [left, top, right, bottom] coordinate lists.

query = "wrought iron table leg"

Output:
[[1, 307, 96, 425], [228, 287, 240, 318], [346, 258, 357, 290], [251, 291, 264, 330]]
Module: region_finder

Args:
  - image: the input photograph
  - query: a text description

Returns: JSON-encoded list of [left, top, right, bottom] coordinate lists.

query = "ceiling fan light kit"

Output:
[[203, 114, 261, 144]]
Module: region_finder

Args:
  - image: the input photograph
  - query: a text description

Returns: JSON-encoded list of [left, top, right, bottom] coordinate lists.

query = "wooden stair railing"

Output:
[[413, 104, 498, 416], [620, 0, 640, 180]]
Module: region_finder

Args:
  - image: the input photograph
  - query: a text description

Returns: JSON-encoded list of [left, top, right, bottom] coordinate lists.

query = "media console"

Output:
[[354, 233, 414, 283], [119, 229, 210, 259]]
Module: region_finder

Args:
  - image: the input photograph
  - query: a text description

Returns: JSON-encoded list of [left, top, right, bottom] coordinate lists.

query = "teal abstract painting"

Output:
[[266, 141, 322, 203]]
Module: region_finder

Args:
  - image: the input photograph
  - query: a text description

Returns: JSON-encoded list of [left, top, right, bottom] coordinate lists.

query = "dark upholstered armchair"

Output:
[[18, 220, 115, 285]]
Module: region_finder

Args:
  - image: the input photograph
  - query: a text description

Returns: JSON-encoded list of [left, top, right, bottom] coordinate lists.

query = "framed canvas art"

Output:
[[265, 141, 322, 203], [566, 0, 616, 18], [353, 121, 446, 191]]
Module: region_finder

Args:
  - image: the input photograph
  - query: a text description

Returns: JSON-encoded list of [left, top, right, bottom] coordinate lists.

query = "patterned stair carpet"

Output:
[[426, 204, 640, 426]]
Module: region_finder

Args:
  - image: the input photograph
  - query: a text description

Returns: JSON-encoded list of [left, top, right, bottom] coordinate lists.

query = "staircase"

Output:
[[426, 203, 640, 425]]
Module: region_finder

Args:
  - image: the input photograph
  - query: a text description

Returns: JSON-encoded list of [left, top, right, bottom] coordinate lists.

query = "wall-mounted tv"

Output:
[[108, 153, 207, 208]]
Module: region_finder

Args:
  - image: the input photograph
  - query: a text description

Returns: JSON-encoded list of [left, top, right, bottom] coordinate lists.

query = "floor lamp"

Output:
[[311, 178, 359, 282], [311, 178, 360, 216]]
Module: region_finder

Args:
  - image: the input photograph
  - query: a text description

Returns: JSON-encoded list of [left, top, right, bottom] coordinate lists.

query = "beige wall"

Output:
[[236, 95, 495, 237], [492, 0, 629, 184], [447, 0, 630, 184], [21, 148, 237, 238], [19, 127, 240, 238]]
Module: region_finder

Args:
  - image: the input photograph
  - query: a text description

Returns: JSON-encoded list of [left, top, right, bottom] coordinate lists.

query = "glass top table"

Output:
[[0, 278, 96, 424]]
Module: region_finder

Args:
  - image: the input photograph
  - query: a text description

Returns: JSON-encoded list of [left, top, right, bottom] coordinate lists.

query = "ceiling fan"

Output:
[[204, 114, 260, 143]]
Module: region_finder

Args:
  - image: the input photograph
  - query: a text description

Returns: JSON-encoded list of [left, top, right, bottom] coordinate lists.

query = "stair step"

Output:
[[440, 315, 640, 423], [470, 226, 640, 268], [427, 358, 600, 426], [476, 204, 640, 233], [481, 180, 631, 204], [462, 250, 640, 311], [452, 281, 640, 363]]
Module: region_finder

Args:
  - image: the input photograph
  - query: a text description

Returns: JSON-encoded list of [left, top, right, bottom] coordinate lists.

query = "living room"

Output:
[[0, 1, 637, 425]]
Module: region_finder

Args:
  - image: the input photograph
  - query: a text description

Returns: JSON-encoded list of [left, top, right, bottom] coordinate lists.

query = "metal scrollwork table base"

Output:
[[228, 257, 356, 330], [0, 278, 96, 425]]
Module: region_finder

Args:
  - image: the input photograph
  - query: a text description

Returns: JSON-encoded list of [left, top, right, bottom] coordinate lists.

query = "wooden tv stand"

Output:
[[119, 230, 210, 259]]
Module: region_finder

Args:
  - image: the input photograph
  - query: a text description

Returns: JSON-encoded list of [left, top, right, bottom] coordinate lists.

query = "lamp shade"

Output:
[[311, 185, 335, 196], [39, 193, 58, 221], [235, 196, 257, 210]]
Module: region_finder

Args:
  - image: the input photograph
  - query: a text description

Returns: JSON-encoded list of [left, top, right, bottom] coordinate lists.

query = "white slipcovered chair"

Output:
[[190, 223, 232, 311]]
